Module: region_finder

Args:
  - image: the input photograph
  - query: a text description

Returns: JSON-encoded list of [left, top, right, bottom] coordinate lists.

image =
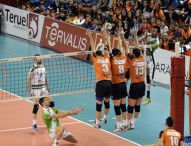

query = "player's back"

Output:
[[128, 55, 145, 83], [162, 128, 182, 146], [91, 53, 111, 81], [111, 53, 127, 84]]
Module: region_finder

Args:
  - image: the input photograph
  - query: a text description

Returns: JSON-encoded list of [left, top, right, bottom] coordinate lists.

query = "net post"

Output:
[[170, 56, 185, 138]]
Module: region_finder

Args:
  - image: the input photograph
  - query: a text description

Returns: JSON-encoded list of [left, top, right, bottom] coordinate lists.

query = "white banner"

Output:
[[153, 49, 190, 85], [0, 4, 44, 43]]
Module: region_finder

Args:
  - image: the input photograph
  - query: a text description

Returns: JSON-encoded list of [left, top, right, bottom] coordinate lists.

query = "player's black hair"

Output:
[[39, 97, 46, 106], [112, 48, 121, 56], [132, 48, 141, 58], [96, 50, 103, 56], [153, 26, 160, 33], [166, 116, 174, 127]]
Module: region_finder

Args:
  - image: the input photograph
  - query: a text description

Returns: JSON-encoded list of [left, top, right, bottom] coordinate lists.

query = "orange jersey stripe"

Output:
[[91, 53, 111, 81], [111, 53, 128, 84], [162, 129, 182, 146], [128, 55, 145, 83]]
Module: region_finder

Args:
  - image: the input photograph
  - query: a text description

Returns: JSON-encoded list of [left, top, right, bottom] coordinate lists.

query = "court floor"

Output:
[[0, 33, 190, 146]]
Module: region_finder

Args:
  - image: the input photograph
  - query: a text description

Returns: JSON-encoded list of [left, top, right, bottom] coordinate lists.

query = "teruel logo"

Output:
[[45, 22, 87, 51], [4, 8, 39, 39], [28, 13, 39, 39]]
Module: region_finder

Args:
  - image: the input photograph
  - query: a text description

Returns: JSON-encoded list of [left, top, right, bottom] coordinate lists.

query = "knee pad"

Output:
[[96, 103, 102, 112], [104, 101, 110, 109], [49, 101, 55, 107], [120, 104, 126, 113], [127, 105, 134, 114], [114, 106, 121, 115], [33, 104, 39, 114], [147, 75, 150, 84], [135, 105, 140, 112]]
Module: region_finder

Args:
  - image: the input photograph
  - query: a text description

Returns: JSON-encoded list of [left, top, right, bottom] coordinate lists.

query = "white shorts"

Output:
[[49, 129, 71, 139], [31, 87, 49, 96]]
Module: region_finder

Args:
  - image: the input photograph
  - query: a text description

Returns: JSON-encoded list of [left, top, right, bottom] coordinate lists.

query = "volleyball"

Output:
[[105, 23, 112, 30]]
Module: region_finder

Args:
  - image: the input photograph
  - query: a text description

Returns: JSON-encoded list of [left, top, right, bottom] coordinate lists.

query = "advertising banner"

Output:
[[153, 49, 190, 85], [40, 17, 90, 54], [0, 4, 44, 43]]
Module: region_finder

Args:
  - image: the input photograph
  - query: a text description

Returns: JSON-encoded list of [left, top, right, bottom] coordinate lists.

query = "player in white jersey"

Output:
[[27, 54, 54, 131], [39, 97, 83, 146], [138, 26, 160, 105]]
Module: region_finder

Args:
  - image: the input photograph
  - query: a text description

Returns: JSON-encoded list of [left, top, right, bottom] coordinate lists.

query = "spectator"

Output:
[[160, 32, 175, 51], [151, 2, 166, 21], [73, 13, 86, 27], [160, 20, 169, 36]]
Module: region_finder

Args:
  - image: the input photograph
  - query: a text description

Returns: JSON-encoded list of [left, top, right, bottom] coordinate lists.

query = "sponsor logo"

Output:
[[28, 13, 39, 39], [4, 8, 39, 39], [45, 22, 87, 51]]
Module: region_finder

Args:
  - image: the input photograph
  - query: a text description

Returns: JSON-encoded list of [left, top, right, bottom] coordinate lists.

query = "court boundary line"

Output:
[[0, 122, 81, 133], [0, 89, 141, 146]]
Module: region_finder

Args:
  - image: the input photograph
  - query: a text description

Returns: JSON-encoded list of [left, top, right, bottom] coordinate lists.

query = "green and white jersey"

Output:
[[146, 36, 159, 56], [28, 64, 46, 89], [42, 107, 60, 133]]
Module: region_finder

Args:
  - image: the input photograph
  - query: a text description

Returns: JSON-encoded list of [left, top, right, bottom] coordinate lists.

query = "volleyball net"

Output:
[[0, 51, 95, 101]]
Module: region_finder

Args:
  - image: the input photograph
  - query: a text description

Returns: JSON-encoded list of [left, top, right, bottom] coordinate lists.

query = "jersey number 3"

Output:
[[102, 64, 109, 73]]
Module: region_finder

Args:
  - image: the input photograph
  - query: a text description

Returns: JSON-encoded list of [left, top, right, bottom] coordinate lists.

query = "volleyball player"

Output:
[[121, 28, 145, 129], [106, 28, 128, 133], [156, 116, 183, 146], [86, 29, 112, 128], [39, 97, 83, 146], [27, 54, 54, 131], [139, 26, 160, 105]]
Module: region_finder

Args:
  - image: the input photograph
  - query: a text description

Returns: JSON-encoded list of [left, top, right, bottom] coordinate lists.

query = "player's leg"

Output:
[[52, 126, 66, 146], [127, 83, 138, 129], [94, 99, 103, 128], [131, 82, 145, 129], [127, 98, 136, 129], [62, 130, 78, 144], [143, 60, 152, 105], [31, 89, 40, 131], [120, 82, 128, 128], [100, 80, 112, 124], [130, 98, 142, 129], [120, 97, 127, 129], [113, 98, 121, 133]]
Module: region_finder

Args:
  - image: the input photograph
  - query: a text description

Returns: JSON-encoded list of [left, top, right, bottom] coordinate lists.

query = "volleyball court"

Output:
[[0, 52, 140, 146]]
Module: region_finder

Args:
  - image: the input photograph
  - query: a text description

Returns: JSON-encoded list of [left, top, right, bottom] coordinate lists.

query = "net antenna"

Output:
[[0, 51, 95, 102]]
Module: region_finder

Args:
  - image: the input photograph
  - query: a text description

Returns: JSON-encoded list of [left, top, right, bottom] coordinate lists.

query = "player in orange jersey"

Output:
[[106, 28, 128, 133], [86, 29, 112, 129], [121, 27, 145, 130], [156, 116, 183, 146]]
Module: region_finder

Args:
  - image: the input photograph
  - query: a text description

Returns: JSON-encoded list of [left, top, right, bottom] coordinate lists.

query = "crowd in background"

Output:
[[20, 0, 191, 51]]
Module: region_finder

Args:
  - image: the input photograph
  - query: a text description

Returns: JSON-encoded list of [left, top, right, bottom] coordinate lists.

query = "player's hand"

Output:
[[130, 27, 138, 37], [74, 106, 83, 112], [70, 107, 83, 115]]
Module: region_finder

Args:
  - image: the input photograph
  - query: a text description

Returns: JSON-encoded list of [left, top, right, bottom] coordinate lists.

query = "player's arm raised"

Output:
[[103, 26, 112, 54], [117, 27, 123, 52], [120, 32, 130, 54], [86, 29, 96, 53]]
